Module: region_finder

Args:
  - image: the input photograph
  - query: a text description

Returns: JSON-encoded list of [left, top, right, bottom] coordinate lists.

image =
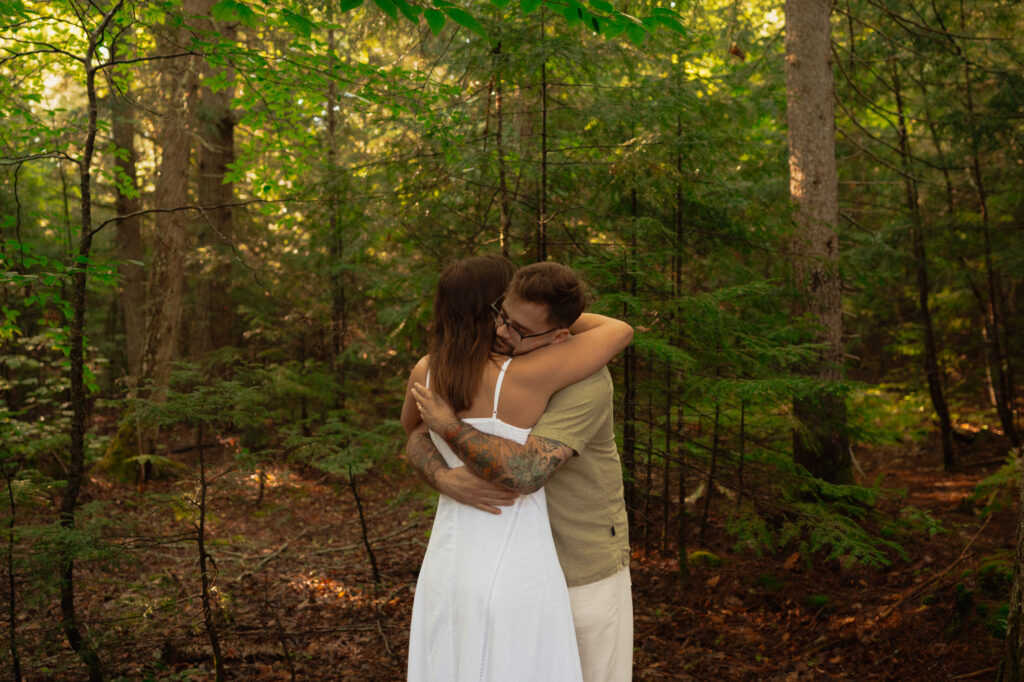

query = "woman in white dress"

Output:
[[401, 255, 632, 681]]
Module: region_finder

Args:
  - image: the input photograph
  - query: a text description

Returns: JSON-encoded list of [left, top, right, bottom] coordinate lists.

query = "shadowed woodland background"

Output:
[[2, 0, 1024, 679]]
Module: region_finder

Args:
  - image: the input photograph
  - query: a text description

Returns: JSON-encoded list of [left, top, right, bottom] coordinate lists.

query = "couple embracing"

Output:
[[401, 255, 634, 681]]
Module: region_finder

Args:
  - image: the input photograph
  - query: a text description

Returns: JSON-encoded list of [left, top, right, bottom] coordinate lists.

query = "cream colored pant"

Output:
[[567, 566, 633, 682]]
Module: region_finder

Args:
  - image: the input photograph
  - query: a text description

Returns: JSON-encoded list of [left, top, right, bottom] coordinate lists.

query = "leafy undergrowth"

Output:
[[7, 429, 1015, 680], [632, 430, 1014, 680]]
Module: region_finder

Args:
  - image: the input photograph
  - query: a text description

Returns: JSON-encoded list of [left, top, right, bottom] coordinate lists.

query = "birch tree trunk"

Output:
[[784, 0, 852, 483]]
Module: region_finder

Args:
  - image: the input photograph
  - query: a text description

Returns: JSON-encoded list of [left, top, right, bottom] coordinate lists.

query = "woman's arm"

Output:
[[400, 355, 430, 436], [517, 313, 633, 396], [568, 312, 617, 335]]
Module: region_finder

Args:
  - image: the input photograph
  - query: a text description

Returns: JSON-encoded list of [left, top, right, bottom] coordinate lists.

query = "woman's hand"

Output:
[[410, 382, 459, 434]]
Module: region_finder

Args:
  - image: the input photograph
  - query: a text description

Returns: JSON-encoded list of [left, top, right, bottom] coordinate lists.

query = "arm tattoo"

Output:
[[440, 422, 573, 494], [405, 428, 449, 491]]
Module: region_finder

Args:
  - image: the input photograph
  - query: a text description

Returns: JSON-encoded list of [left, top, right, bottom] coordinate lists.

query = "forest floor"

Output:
[[11, 423, 1018, 681]]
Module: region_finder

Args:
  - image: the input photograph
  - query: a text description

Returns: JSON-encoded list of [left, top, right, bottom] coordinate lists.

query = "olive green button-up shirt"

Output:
[[531, 367, 631, 588]]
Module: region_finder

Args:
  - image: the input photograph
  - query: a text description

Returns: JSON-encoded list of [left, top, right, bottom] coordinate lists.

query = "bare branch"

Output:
[[87, 199, 269, 238]]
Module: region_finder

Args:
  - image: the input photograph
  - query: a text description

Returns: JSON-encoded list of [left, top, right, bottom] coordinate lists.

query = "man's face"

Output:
[[492, 293, 565, 356]]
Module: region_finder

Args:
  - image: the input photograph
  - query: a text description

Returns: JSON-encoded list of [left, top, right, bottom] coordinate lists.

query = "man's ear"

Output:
[[549, 329, 571, 345]]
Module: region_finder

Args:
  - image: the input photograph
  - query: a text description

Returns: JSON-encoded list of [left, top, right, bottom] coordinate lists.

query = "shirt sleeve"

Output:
[[529, 369, 609, 454]]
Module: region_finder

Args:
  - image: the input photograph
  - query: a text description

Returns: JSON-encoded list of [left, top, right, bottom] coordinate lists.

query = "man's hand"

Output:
[[410, 382, 459, 435], [436, 467, 518, 515]]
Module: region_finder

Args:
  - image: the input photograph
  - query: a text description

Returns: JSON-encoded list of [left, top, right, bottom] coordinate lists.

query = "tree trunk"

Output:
[[326, 27, 348, 409], [892, 63, 955, 469], [110, 33, 144, 382], [349, 468, 381, 584], [536, 43, 548, 263], [676, 399, 688, 589], [620, 192, 638, 510], [195, 424, 226, 681], [61, 5, 120, 678], [4, 462, 23, 681], [784, 0, 852, 483], [191, 15, 237, 358], [660, 365, 670, 554], [140, 3, 202, 389], [494, 43, 510, 258], [999, 465, 1024, 681], [952, 2, 1019, 449]]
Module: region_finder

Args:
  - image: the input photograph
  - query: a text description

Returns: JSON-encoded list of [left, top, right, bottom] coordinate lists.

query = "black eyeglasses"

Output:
[[490, 297, 560, 341]]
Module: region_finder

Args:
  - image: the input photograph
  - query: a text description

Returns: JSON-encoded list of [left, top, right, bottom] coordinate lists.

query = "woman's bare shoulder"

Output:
[[407, 354, 430, 383]]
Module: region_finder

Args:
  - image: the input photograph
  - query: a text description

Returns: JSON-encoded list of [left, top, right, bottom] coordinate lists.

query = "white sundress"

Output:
[[407, 357, 582, 681]]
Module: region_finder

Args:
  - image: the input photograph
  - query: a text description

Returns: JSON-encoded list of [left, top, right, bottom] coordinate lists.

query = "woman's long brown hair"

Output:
[[429, 254, 515, 413]]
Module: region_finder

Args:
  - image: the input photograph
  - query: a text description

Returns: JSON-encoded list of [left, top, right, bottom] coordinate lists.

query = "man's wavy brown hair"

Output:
[[509, 262, 586, 328], [429, 254, 516, 412]]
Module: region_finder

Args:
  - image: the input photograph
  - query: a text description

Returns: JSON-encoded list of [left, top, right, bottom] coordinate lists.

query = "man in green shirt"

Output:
[[406, 262, 633, 682]]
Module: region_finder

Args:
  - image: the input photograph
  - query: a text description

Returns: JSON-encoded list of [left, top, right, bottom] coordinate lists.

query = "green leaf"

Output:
[[235, 2, 257, 26], [653, 14, 686, 35], [424, 8, 446, 34], [211, 0, 257, 26], [578, 7, 595, 30], [393, 0, 422, 22], [626, 21, 645, 45], [211, 0, 240, 22], [340, 0, 364, 10], [280, 8, 315, 38], [372, 0, 398, 19], [562, 5, 581, 26], [601, 20, 625, 39], [490, 0, 512, 7], [589, 0, 613, 12], [651, 7, 683, 18], [444, 7, 486, 36], [521, 0, 542, 14]]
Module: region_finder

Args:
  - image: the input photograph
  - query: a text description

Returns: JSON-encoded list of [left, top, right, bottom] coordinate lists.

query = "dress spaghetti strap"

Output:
[[491, 357, 513, 418]]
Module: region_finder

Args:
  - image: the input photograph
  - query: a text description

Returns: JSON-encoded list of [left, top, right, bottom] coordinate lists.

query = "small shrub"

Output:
[[688, 550, 724, 567], [977, 555, 1014, 598], [804, 594, 831, 612], [755, 572, 785, 591], [984, 602, 1009, 639]]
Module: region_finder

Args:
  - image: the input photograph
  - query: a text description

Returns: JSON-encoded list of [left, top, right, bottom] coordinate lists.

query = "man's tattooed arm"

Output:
[[408, 381, 573, 494], [437, 421, 575, 494], [405, 423, 520, 513], [405, 424, 449, 489]]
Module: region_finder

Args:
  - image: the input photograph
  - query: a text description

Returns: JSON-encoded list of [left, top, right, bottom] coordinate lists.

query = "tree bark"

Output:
[[4, 462, 23, 682], [944, 1, 1020, 448], [537, 46, 548, 263], [494, 43, 510, 258], [784, 0, 852, 483], [999, 465, 1024, 681], [61, 4, 126, 678], [326, 26, 348, 408], [195, 424, 226, 681], [620, 192, 638, 510], [191, 15, 237, 358], [110, 30, 144, 382], [140, 2, 203, 388], [892, 63, 955, 469]]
